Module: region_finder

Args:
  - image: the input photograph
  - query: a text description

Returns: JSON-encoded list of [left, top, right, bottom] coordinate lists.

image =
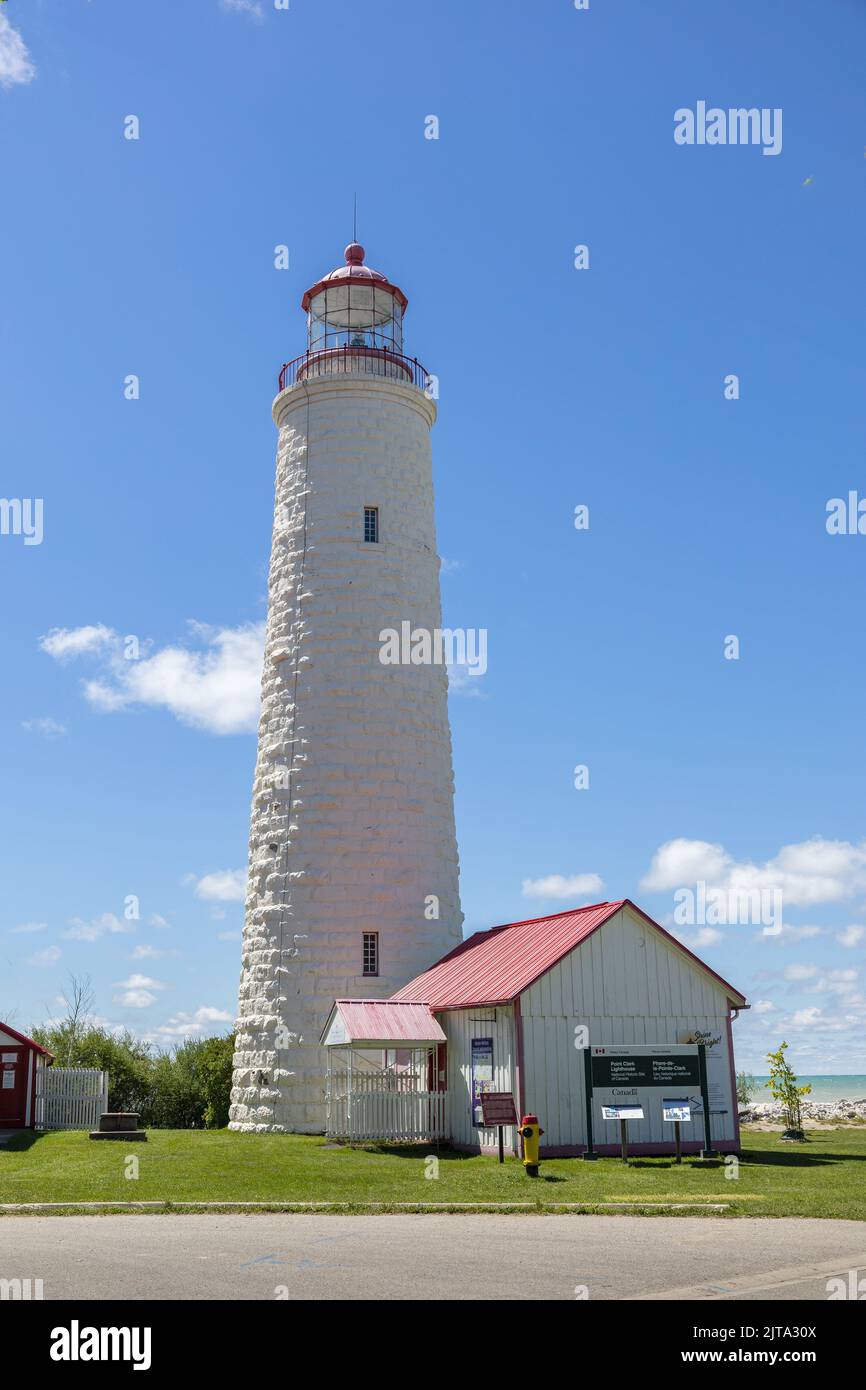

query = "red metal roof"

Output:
[[0, 1019, 53, 1057], [301, 243, 409, 313], [323, 999, 446, 1046], [391, 899, 748, 1010]]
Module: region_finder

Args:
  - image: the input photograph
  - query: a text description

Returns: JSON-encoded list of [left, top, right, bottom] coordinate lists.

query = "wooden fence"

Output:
[[34, 1066, 108, 1131]]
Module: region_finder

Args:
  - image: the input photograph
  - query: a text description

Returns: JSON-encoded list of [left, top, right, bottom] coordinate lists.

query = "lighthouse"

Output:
[[229, 242, 464, 1133]]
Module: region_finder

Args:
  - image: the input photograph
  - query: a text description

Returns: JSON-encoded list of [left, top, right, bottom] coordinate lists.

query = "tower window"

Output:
[[364, 507, 379, 544], [362, 932, 379, 977]]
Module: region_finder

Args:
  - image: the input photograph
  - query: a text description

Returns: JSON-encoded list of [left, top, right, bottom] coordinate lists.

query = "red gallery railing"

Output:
[[277, 346, 431, 393]]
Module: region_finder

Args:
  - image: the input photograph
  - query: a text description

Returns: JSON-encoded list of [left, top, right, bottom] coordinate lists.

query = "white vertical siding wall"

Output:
[[440, 1006, 516, 1151], [520, 907, 737, 1151]]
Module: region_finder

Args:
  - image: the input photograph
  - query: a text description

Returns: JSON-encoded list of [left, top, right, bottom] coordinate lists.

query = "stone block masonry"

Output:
[[230, 374, 463, 1133]]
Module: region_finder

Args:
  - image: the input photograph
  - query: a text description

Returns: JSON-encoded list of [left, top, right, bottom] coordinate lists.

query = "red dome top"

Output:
[[301, 243, 408, 313]]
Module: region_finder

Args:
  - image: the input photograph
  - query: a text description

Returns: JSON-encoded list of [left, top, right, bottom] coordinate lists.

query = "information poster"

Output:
[[471, 1037, 494, 1126], [677, 1032, 729, 1117], [662, 1100, 692, 1123], [590, 1044, 703, 1130]]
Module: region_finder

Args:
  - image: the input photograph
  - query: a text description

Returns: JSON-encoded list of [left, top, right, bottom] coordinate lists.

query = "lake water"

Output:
[[747, 1075, 866, 1103]]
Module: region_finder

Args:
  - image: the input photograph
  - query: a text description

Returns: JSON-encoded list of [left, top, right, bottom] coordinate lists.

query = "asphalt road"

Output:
[[1, 1214, 865, 1300]]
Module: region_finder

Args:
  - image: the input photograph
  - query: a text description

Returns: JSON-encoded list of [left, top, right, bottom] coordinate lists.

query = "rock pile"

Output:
[[739, 1098, 866, 1124]]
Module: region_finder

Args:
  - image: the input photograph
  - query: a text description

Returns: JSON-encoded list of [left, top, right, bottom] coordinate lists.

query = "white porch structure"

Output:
[[321, 999, 448, 1142]]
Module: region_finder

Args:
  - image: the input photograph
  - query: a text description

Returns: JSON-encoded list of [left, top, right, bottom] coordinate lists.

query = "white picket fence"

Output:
[[326, 1070, 448, 1142], [34, 1066, 108, 1131]]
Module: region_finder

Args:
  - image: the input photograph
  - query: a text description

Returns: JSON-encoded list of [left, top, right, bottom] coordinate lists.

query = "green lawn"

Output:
[[1, 1127, 865, 1219]]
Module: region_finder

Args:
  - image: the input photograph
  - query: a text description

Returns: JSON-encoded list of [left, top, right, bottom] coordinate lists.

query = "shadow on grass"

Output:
[[626, 1160, 676, 1170], [0, 1131, 46, 1154], [742, 1147, 866, 1168], [332, 1142, 494, 1163]]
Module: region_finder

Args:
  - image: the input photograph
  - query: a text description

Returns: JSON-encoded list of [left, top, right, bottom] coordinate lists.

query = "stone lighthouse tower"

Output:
[[230, 242, 464, 1133]]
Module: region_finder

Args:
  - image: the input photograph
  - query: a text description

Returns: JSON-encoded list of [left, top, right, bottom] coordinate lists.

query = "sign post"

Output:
[[697, 1044, 719, 1160], [662, 1100, 692, 1163], [479, 1092, 518, 1164], [582, 1046, 598, 1160], [600, 1103, 645, 1163]]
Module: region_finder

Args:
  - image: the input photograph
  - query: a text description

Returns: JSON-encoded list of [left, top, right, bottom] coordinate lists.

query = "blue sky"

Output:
[[2, 0, 865, 1072]]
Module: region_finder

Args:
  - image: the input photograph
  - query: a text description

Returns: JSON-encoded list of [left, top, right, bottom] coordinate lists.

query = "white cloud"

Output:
[[755, 923, 824, 946], [641, 835, 866, 908], [219, 0, 264, 20], [641, 839, 731, 891], [521, 873, 605, 902], [447, 664, 486, 699], [753, 999, 775, 1014], [837, 924, 865, 948], [21, 717, 67, 739], [672, 926, 724, 949], [40, 620, 264, 735], [25, 945, 61, 968], [783, 963, 819, 981], [84, 622, 264, 734], [791, 1007, 823, 1027], [149, 914, 173, 930], [190, 869, 246, 903], [10, 922, 47, 935], [132, 944, 167, 960], [147, 1005, 233, 1041], [115, 973, 166, 991], [64, 913, 133, 942], [117, 989, 157, 1009], [0, 14, 36, 89], [40, 624, 116, 660], [805, 969, 860, 998], [113, 973, 167, 1009], [195, 1005, 233, 1022]]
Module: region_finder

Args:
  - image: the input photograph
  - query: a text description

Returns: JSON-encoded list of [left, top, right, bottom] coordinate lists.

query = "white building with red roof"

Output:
[[322, 899, 748, 1157]]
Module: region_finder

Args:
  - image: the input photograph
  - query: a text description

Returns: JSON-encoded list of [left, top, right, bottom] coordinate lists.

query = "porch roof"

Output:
[[321, 999, 446, 1048]]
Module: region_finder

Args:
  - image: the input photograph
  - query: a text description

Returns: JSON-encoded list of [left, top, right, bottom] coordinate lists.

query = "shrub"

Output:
[[766, 1042, 812, 1136], [30, 1022, 236, 1129]]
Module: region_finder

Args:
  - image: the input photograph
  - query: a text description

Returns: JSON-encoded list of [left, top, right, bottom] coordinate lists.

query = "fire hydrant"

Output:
[[519, 1113, 544, 1177]]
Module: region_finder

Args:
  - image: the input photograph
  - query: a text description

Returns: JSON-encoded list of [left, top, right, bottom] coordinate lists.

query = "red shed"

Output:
[[0, 1021, 53, 1129]]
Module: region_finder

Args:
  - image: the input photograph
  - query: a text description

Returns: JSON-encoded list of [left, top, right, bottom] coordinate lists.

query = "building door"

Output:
[[0, 1047, 27, 1127], [428, 1043, 447, 1091]]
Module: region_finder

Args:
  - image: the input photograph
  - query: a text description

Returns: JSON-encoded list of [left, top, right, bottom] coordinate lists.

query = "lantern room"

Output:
[[284, 243, 425, 388], [303, 242, 407, 353]]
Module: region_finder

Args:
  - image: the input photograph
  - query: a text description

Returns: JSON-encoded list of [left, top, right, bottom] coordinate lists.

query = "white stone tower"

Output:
[[230, 242, 464, 1133]]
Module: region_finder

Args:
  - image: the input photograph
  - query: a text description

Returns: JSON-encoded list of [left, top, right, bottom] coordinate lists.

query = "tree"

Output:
[[40, 973, 96, 1066], [30, 980, 236, 1129], [766, 1042, 811, 1139], [195, 1033, 236, 1129], [31, 1019, 152, 1114], [736, 1071, 758, 1105], [141, 1034, 235, 1129]]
